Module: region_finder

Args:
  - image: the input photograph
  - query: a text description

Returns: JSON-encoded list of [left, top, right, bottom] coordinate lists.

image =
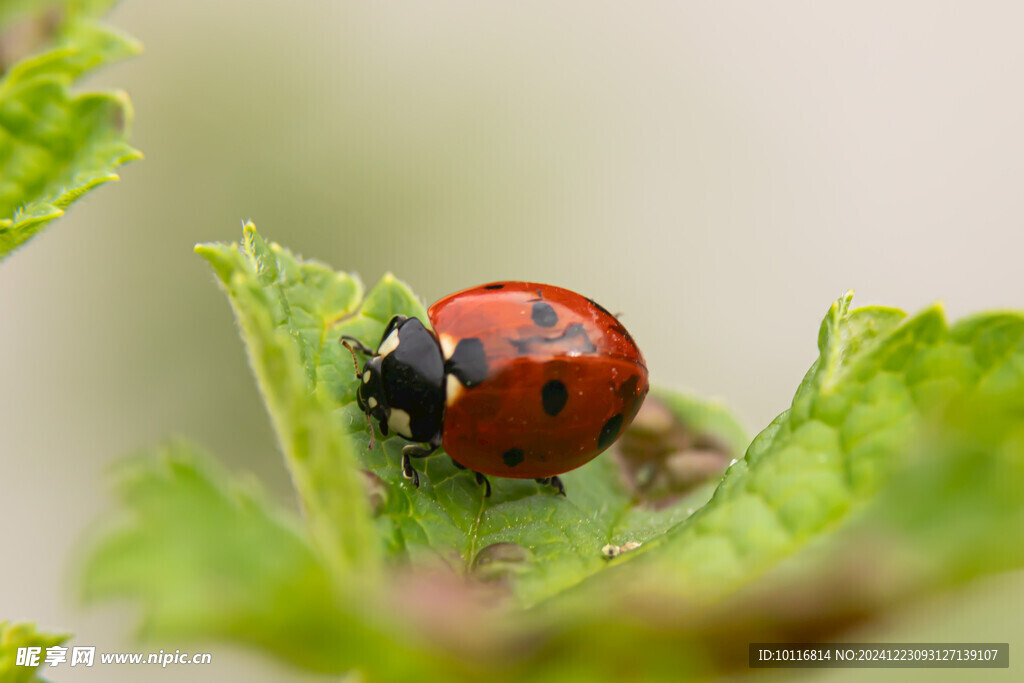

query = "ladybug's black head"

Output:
[[355, 355, 390, 434], [349, 316, 446, 445]]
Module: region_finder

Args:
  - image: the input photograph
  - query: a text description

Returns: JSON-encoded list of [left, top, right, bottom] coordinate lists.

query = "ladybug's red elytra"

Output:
[[341, 281, 649, 497]]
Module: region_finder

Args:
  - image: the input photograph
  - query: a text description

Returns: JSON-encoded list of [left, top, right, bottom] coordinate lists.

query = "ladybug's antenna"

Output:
[[341, 338, 376, 451], [340, 339, 361, 378]]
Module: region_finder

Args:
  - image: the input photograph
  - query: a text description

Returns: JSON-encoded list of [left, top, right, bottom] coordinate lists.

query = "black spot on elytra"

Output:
[[597, 413, 624, 450], [541, 380, 568, 416], [617, 374, 641, 403], [446, 338, 488, 387], [564, 323, 596, 352], [484, 283, 504, 290], [616, 374, 644, 421], [508, 323, 596, 355], [532, 302, 558, 327], [610, 374, 643, 421], [502, 448, 525, 468]]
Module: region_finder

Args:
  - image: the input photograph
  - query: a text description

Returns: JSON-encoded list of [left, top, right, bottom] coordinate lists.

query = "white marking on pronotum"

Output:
[[446, 373, 465, 407], [378, 329, 400, 358], [388, 408, 412, 438], [438, 333, 457, 359], [367, 397, 378, 409], [363, 371, 371, 383]]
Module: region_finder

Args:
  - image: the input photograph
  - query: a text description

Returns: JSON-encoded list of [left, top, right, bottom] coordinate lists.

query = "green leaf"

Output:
[[0, 621, 68, 683], [504, 305, 1024, 682], [870, 313, 1024, 580], [700, 327, 1024, 653], [197, 223, 750, 608], [195, 225, 381, 577], [78, 440, 444, 675], [597, 294, 1023, 602], [0, 0, 141, 262], [90, 227, 1024, 680]]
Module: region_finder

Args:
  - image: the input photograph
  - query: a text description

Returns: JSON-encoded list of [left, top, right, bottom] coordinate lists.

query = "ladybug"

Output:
[[341, 281, 648, 496]]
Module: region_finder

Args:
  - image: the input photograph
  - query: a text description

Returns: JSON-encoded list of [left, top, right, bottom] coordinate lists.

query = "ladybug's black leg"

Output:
[[550, 476, 566, 496], [403, 443, 437, 459], [400, 452, 419, 487], [474, 472, 492, 498], [339, 335, 375, 356], [535, 476, 567, 497], [401, 442, 438, 488], [450, 458, 491, 497]]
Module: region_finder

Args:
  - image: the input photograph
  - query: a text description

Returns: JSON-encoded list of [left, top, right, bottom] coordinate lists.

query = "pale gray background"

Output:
[[2, 1, 1022, 681]]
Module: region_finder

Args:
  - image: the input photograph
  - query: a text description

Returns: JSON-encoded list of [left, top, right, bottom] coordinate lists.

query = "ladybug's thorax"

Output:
[[359, 317, 445, 444]]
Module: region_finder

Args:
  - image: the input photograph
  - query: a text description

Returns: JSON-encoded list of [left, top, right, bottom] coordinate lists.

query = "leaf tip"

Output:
[[242, 220, 259, 240], [123, 34, 145, 57], [193, 241, 241, 284], [817, 290, 856, 353], [193, 242, 216, 257]]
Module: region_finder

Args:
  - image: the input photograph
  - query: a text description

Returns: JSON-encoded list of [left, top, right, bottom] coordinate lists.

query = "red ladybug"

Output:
[[341, 281, 648, 496]]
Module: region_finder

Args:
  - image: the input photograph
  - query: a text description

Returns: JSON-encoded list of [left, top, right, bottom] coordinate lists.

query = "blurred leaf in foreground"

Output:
[[0, 0, 141, 262], [0, 620, 68, 683], [78, 440, 448, 676]]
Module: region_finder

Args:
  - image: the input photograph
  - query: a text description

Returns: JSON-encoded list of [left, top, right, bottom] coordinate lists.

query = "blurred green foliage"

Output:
[[77, 442, 418, 674], [0, 0, 139, 262], [0, 621, 68, 683], [77, 225, 1024, 681]]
